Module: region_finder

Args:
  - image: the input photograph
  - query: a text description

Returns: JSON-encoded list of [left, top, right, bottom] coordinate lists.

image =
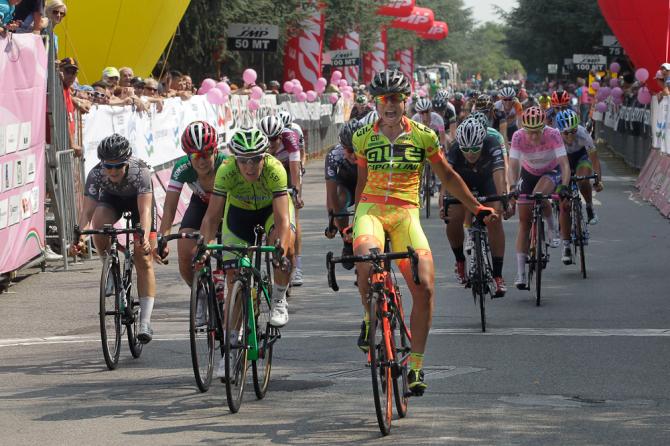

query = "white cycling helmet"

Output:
[[414, 97, 432, 112], [258, 115, 284, 139], [500, 86, 516, 99], [456, 117, 487, 148], [277, 110, 293, 127]]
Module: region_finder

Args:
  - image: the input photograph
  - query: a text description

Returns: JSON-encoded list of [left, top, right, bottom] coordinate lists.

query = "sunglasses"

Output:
[[269, 136, 280, 142], [144, 86, 158, 92], [236, 155, 264, 165], [502, 98, 514, 102], [375, 93, 407, 105], [102, 161, 127, 170], [562, 128, 578, 135], [188, 151, 215, 161], [460, 145, 482, 154], [54, 10, 66, 17], [92, 91, 106, 99]]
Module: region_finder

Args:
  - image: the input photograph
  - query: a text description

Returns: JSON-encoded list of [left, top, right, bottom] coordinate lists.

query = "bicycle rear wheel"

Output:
[[391, 297, 409, 418], [369, 291, 393, 436], [99, 256, 121, 370], [252, 282, 274, 399], [125, 259, 143, 359], [190, 269, 214, 393], [535, 217, 544, 306], [224, 280, 249, 413]]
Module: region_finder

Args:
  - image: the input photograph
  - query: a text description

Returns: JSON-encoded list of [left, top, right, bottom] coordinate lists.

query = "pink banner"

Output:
[[330, 31, 360, 85], [0, 34, 48, 274], [395, 48, 414, 88], [282, 1, 326, 91], [363, 29, 387, 85]]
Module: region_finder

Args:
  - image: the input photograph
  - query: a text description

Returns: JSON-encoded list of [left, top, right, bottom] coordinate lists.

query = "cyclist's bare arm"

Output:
[[493, 169, 507, 196], [558, 155, 571, 186], [137, 193, 154, 252], [289, 160, 302, 205], [78, 196, 97, 230], [355, 163, 368, 207], [159, 190, 180, 236], [508, 157, 521, 188], [199, 194, 226, 245], [271, 194, 292, 255]]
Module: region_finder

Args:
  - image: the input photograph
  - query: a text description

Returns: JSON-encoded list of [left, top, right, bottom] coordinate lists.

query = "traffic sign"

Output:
[[227, 23, 279, 52], [547, 64, 558, 74], [326, 49, 360, 68], [572, 54, 607, 72], [602, 35, 624, 57]]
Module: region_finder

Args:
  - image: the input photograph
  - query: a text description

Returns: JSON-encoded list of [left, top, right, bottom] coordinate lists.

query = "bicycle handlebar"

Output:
[[326, 246, 420, 292], [155, 232, 201, 264], [325, 209, 355, 238], [443, 193, 511, 224], [512, 192, 560, 201], [570, 173, 599, 182], [74, 224, 144, 240]]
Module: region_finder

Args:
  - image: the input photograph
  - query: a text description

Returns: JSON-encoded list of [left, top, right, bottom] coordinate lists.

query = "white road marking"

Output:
[[1, 328, 669, 348]]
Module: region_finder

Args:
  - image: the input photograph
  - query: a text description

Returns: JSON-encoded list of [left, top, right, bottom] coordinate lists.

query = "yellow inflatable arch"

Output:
[[55, 0, 190, 84]]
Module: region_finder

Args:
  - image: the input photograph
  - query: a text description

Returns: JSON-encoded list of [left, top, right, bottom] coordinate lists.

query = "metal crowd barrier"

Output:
[[54, 150, 79, 270]]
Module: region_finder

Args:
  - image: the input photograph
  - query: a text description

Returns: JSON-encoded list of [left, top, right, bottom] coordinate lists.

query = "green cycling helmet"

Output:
[[229, 127, 268, 156]]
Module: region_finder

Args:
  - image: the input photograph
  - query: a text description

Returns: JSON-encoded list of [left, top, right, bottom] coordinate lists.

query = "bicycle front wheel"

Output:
[[224, 280, 249, 413], [369, 291, 393, 436], [574, 202, 587, 279], [190, 269, 214, 393], [391, 298, 409, 418], [473, 232, 487, 332], [252, 282, 274, 399], [535, 217, 544, 306], [99, 256, 121, 370], [423, 166, 431, 218]]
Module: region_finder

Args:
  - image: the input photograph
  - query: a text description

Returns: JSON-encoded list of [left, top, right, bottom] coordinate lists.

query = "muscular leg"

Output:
[[177, 228, 197, 286], [398, 252, 435, 355], [577, 165, 594, 205]]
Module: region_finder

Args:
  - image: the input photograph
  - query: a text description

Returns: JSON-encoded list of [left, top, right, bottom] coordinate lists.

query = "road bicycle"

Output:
[[194, 227, 281, 413], [74, 213, 144, 370], [515, 192, 559, 306], [567, 174, 598, 278], [444, 194, 507, 332], [326, 243, 420, 436]]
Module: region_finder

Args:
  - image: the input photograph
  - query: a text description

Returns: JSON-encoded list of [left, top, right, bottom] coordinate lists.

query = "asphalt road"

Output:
[[1, 150, 669, 445]]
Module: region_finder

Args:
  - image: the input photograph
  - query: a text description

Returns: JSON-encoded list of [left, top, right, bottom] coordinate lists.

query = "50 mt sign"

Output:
[[227, 23, 279, 53]]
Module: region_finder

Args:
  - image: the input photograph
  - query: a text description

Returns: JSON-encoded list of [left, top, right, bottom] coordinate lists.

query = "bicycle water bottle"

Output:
[[213, 269, 226, 303]]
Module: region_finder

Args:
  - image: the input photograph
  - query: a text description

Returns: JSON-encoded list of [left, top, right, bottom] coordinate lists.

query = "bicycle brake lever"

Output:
[[326, 251, 339, 292]]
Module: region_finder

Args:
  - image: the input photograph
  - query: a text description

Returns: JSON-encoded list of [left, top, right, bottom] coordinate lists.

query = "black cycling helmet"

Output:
[[368, 69, 411, 97], [97, 133, 132, 161], [475, 94, 493, 111], [339, 119, 363, 149], [432, 98, 447, 112]]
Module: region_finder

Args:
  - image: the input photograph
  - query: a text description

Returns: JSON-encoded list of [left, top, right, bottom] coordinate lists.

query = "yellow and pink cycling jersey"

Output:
[[352, 116, 443, 207]]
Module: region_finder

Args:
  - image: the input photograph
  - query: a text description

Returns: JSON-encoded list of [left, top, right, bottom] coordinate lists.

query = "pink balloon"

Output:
[[637, 87, 652, 105], [243, 68, 257, 85], [296, 92, 307, 102], [317, 77, 328, 87], [612, 94, 623, 105], [200, 78, 216, 94], [248, 99, 261, 111], [331, 70, 343, 82], [338, 79, 348, 88], [315, 83, 326, 94], [206, 87, 224, 105], [609, 78, 619, 88], [595, 102, 608, 113], [612, 87, 623, 97], [283, 81, 294, 94], [292, 79, 301, 86], [293, 84, 304, 94], [306, 90, 317, 102], [610, 62, 621, 73], [328, 93, 339, 104], [596, 86, 611, 100], [216, 82, 231, 96], [250, 86, 264, 100], [590, 81, 600, 91], [635, 68, 649, 83]]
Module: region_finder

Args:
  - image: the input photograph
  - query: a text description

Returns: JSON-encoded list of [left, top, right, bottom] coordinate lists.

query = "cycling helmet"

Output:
[[551, 89, 570, 107], [555, 109, 580, 132], [368, 69, 411, 97], [456, 117, 487, 148], [180, 120, 218, 154], [500, 86, 516, 99], [258, 115, 284, 139], [414, 97, 432, 112], [277, 110, 293, 127], [360, 110, 379, 126], [338, 119, 363, 148], [229, 128, 269, 157], [470, 111, 490, 129], [521, 106, 546, 130], [453, 92, 464, 101], [475, 94, 493, 111], [355, 94, 368, 105], [434, 90, 449, 101], [97, 133, 132, 161], [432, 98, 447, 112]]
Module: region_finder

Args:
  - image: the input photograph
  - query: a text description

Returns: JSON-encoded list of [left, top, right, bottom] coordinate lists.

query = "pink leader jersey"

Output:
[[509, 127, 567, 176]]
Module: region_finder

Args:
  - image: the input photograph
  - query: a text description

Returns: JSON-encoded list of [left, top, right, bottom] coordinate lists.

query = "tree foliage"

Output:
[[502, 0, 611, 78]]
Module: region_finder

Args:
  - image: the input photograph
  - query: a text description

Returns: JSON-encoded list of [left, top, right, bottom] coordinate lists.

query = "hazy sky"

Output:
[[463, 0, 519, 24]]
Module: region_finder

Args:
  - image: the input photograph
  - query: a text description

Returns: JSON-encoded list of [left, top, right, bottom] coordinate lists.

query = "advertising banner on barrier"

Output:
[[0, 34, 48, 274]]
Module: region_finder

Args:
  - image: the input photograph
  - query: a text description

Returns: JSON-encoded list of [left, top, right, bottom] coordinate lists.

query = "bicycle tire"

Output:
[[535, 217, 544, 306], [99, 256, 121, 370], [125, 259, 143, 359], [189, 269, 214, 393], [574, 202, 587, 279], [369, 291, 393, 436], [391, 296, 409, 418], [224, 280, 249, 413], [252, 282, 274, 399], [473, 231, 487, 332], [424, 167, 431, 219]]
